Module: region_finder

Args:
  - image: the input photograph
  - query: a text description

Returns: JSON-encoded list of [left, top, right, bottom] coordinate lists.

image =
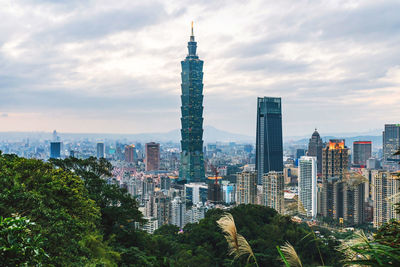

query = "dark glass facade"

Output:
[[307, 129, 323, 175], [50, 142, 61, 159], [255, 97, 283, 184], [179, 26, 205, 182]]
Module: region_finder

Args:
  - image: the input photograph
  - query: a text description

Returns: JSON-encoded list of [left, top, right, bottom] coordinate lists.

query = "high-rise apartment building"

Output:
[[179, 24, 205, 183], [145, 142, 160, 172], [342, 179, 365, 225], [262, 171, 284, 214], [155, 192, 170, 226], [50, 142, 61, 159], [124, 145, 136, 163], [171, 196, 186, 228], [96, 142, 105, 159], [321, 140, 349, 219], [236, 171, 257, 204], [255, 97, 283, 184], [298, 156, 317, 218], [353, 141, 372, 166], [373, 171, 400, 227], [383, 124, 400, 170], [307, 129, 323, 175]]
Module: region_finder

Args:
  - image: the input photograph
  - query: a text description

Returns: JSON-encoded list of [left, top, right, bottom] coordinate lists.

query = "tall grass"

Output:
[[216, 213, 259, 267]]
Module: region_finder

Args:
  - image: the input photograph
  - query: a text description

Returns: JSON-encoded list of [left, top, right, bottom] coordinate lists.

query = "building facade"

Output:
[[298, 156, 317, 218], [321, 140, 349, 219], [124, 144, 136, 163], [255, 97, 283, 184], [383, 124, 400, 170], [145, 142, 160, 172], [96, 142, 105, 159], [353, 141, 372, 166], [373, 171, 400, 227], [50, 142, 61, 159], [307, 129, 323, 175], [236, 171, 257, 204], [179, 24, 205, 183], [262, 171, 284, 214]]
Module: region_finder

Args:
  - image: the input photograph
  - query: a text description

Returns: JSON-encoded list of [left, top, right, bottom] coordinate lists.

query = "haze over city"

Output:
[[1, 0, 400, 136]]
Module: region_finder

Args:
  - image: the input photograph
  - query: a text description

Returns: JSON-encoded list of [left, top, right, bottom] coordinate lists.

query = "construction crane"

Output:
[[207, 163, 223, 184]]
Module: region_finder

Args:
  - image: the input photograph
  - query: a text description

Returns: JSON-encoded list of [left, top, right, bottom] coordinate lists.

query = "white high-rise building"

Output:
[[372, 171, 400, 228], [185, 203, 206, 224], [298, 156, 317, 218], [171, 196, 186, 228]]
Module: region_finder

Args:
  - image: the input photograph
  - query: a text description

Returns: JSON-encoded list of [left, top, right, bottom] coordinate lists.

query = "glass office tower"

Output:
[[179, 24, 205, 183], [255, 97, 283, 184]]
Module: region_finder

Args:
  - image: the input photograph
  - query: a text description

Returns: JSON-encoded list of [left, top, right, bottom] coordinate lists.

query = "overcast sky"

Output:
[[0, 0, 399, 137]]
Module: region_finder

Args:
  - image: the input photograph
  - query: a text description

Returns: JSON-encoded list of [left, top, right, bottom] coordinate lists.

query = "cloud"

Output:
[[0, 0, 399, 136]]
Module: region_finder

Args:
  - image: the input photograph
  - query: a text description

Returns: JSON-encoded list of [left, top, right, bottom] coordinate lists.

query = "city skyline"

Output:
[[1, 1, 400, 137]]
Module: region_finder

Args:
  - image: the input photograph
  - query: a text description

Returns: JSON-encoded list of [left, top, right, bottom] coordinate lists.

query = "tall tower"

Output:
[[298, 156, 317, 218], [255, 97, 283, 184], [179, 23, 205, 183], [145, 142, 160, 172], [307, 129, 323, 175], [383, 124, 400, 170]]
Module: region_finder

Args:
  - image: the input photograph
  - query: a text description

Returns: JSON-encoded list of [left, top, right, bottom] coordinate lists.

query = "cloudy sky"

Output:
[[1, 0, 399, 137]]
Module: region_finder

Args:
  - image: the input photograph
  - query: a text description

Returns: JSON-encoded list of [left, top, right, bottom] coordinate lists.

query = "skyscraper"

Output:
[[96, 142, 105, 159], [353, 141, 372, 166], [307, 129, 323, 175], [50, 142, 61, 159], [145, 142, 160, 172], [255, 97, 283, 184], [298, 156, 317, 218], [383, 124, 400, 170], [179, 23, 205, 183], [124, 144, 136, 163], [321, 139, 349, 219], [171, 196, 186, 228]]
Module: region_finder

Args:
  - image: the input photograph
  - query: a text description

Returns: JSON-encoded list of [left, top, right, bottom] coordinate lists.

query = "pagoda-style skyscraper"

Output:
[[179, 23, 205, 183]]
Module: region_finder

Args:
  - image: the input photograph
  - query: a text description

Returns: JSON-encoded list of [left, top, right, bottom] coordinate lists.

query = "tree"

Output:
[[0, 153, 101, 266], [0, 215, 47, 266]]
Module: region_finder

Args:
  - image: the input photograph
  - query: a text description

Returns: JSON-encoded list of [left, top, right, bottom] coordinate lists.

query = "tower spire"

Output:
[[191, 21, 194, 36]]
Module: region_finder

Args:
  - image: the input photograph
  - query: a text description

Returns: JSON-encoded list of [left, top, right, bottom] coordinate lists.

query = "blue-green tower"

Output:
[[179, 23, 205, 183]]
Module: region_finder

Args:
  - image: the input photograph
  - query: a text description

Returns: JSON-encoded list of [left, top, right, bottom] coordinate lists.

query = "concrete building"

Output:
[[372, 171, 400, 227], [321, 140, 349, 220], [262, 171, 284, 214], [145, 142, 160, 172], [383, 124, 400, 170], [124, 144, 136, 163], [171, 196, 186, 228], [353, 141, 372, 167], [236, 171, 257, 204]]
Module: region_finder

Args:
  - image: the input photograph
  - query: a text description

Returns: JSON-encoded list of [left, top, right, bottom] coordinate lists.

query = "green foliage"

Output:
[[0, 215, 47, 266], [0, 153, 101, 266], [50, 157, 143, 237]]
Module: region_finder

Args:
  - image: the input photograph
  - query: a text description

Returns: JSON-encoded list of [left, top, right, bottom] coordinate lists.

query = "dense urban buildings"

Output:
[[255, 97, 283, 184], [179, 24, 205, 183], [298, 156, 317, 218], [307, 129, 323, 175], [353, 141, 372, 166], [145, 142, 160, 172]]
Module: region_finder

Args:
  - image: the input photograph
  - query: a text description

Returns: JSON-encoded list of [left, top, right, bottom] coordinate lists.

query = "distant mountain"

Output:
[[0, 126, 254, 144]]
